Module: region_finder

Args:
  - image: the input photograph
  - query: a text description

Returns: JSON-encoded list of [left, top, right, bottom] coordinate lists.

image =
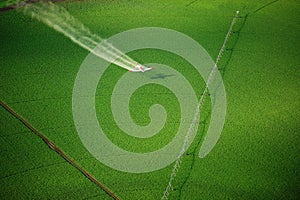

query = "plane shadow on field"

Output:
[[150, 73, 176, 80]]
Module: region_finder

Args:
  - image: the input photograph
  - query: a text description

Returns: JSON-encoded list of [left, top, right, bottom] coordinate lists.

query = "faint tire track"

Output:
[[0, 99, 120, 200]]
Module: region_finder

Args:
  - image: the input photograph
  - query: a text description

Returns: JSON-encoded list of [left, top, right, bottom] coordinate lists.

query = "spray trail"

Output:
[[17, 1, 138, 70]]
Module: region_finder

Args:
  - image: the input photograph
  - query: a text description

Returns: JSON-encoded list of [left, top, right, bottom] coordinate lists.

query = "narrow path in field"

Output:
[[251, 0, 280, 15], [0, 0, 56, 11], [0, 99, 120, 200], [185, 0, 200, 7], [177, 117, 209, 199]]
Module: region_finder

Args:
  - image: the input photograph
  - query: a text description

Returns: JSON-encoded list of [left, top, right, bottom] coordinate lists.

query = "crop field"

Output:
[[0, 0, 299, 199]]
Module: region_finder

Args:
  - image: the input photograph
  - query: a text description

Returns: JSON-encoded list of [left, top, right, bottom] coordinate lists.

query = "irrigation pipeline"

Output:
[[161, 10, 240, 200], [0, 99, 120, 200]]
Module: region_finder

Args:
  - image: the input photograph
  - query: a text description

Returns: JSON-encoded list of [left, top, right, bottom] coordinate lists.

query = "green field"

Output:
[[0, 0, 299, 199]]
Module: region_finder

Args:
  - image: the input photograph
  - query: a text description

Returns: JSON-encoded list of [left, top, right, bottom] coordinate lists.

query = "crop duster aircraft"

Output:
[[129, 65, 153, 72]]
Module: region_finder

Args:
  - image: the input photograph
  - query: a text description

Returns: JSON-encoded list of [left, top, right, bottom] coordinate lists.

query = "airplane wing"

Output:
[[129, 69, 141, 72], [129, 66, 153, 72], [143, 67, 153, 71]]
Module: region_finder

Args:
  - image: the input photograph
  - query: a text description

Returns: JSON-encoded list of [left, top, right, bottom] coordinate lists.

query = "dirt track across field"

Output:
[[0, 0, 68, 12], [0, 99, 120, 200]]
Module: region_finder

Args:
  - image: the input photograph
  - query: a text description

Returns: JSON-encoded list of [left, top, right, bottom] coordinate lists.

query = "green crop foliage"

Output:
[[0, 0, 299, 199]]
